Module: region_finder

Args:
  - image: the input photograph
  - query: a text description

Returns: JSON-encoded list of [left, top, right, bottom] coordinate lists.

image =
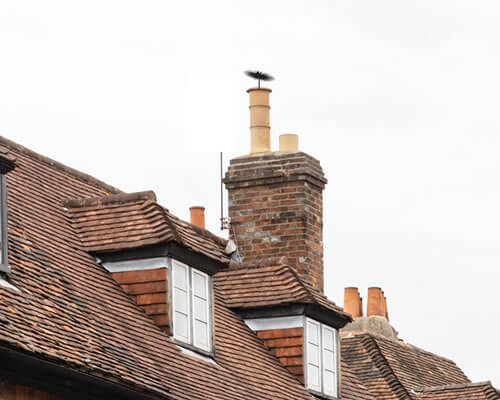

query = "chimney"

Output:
[[248, 88, 271, 153], [367, 287, 386, 317], [341, 287, 397, 340], [224, 85, 328, 292], [344, 287, 363, 318], [189, 206, 205, 229]]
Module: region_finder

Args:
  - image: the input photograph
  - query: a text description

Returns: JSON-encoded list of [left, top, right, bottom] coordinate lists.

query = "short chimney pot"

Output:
[[189, 206, 206, 229]]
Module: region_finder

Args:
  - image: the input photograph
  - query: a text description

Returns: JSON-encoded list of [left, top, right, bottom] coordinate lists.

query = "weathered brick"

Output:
[[225, 152, 326, 292]]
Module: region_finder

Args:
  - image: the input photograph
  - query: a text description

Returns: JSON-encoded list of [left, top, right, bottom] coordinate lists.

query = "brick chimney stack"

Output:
[[224, 86, 328, 292]]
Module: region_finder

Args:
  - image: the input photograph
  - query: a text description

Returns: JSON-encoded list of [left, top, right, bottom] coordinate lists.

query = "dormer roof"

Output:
[[214, 257, 352, 326], [63, 191, 230, 266]]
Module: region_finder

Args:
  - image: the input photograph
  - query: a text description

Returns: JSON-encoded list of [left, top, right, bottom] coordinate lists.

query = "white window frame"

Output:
[[170, 259, 212, 353], [304, 317, 339, 398]]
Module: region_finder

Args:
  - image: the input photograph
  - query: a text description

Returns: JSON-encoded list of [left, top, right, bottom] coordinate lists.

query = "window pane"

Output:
[[307, 320, 320, 345], [324, 349, 334, 370], [307, 364, 321, 387], [193, 296, 208, 322], [323, 327, 334, 350], [323, 370, 336, 396], [174, 311, 189, 341], [174, 287, 188, 313], [308, 343, 319, 365], [194, 320, 209, 349], [192, 270, 208, 299], [173, 261, 188, 289]]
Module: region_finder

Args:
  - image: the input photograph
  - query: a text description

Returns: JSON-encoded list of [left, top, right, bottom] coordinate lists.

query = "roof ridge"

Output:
[[412, 381, 494, 392], [63, 191, 156, 208], [157, 206, 184, 245], [361, 334, 412, 400], [278, 260, 316, 303], [0, 135, 122, 194]]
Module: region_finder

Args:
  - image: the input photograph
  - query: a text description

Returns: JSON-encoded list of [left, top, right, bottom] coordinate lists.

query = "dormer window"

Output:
[[171, 259, 212, 353], [305, 318, 339, 398]]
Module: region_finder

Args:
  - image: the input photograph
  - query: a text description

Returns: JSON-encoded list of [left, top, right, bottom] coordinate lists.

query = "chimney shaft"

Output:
[[248, 88, 271, 153], [344, 287, 363, 318], [225, 85, 327, 292], [367, 287, 385, 317], [189, 206, 205, 229]]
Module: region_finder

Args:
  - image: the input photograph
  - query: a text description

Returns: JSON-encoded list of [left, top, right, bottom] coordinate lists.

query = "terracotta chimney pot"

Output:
[[344, 287, 363, 318], [279, 134, 299, 152], [367, 287, 385, 317], [247, 88, 272, 153], [189, 206, 205, 229]]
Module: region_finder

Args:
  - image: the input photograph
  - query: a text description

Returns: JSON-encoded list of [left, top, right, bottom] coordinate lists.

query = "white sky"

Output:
[[1, 0, 499, 387]]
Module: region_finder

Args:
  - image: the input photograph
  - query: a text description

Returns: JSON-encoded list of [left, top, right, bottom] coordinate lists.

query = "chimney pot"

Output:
[[247, 88, 272, 153], [279, 134, 299, 152], [189, 206, 205, 229], [367, 287, 386, 318], [344, 287, 363, 318]]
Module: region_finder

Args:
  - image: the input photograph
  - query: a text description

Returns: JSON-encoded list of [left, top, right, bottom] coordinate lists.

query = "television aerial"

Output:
[[245, 70, 274, 88]]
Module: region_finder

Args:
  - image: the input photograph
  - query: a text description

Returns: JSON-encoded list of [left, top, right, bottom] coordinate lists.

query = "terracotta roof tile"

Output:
[[214, 259, 352, 322]]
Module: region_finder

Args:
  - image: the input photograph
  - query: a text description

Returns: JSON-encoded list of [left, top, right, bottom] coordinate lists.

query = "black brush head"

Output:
[[245, 70, 274, 82]]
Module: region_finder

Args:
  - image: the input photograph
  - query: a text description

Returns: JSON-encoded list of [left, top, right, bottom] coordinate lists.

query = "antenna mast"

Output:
[[220, 152, 230, 230]]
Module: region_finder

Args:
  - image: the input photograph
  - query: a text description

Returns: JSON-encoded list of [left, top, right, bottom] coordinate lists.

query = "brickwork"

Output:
[[111, 268, 169, 333], [256, 327, 305, 384], [224, 151, 327, 292]]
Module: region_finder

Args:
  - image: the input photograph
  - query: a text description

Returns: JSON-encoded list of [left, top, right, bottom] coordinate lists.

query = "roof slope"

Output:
[[214, 260, 351, 321], [64, 191, 230, 265], [0, 136, 321, 400], [341, 333, 470, 400], [341, 360, 378, 400], [410, 382, 500, 400]]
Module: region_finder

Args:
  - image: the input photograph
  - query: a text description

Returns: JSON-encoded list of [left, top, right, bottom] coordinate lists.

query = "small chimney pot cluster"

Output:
[[344, 287, 389, 320]]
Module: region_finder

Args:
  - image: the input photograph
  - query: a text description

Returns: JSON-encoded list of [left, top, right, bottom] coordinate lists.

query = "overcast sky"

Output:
[[1, 0, 499, 387]]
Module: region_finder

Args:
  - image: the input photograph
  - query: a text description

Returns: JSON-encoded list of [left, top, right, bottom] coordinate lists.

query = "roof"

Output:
[[341, 332, 471, 400], [213, 259, 352, 322], [64, 191, 230, 265], [410, 382, 500, 400], [0, 136, 372, 400]]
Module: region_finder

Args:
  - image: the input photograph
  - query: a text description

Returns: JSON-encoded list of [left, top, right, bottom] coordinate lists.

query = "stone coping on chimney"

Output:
[[224, 151, 327, 189]]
